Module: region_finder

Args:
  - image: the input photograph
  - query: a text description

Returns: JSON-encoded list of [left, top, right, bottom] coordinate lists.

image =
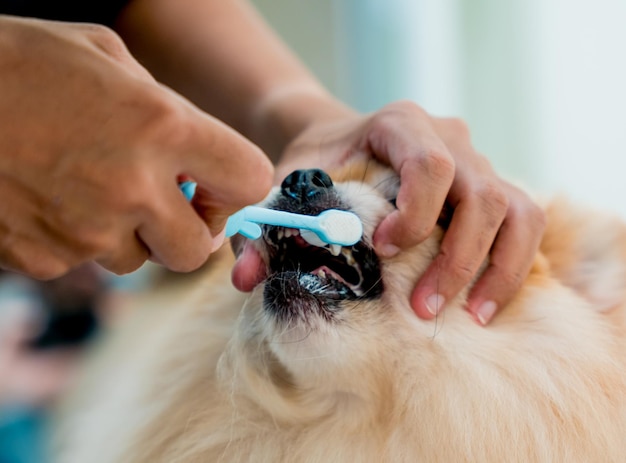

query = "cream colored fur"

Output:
[[55, 161, 626, 463]]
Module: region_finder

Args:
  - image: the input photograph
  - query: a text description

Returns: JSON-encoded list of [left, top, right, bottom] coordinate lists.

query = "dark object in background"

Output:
[[27, 305, 99, 350], [0, 0, 131, 27], [27, 264, 105, 350]]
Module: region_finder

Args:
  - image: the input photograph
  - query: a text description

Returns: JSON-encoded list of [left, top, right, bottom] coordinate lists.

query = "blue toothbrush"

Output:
[[179, 181, 362, 246]]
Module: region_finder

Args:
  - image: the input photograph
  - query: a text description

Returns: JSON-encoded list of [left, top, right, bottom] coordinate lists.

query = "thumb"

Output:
[[176, 106, 274, 213]]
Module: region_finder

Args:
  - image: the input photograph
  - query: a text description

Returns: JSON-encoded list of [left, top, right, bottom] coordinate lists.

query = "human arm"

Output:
[[113, 0, 352, 161]]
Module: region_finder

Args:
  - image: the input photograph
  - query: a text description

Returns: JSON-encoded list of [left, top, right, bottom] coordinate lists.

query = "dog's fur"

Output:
[[55, 159, 626, 462]]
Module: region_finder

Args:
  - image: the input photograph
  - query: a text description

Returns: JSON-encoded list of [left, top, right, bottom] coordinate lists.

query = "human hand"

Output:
[[275, 101, 546, 325], [0, 17, 273, 279]]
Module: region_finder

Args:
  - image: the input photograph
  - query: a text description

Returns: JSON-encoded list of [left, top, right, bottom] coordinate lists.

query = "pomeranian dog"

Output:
[[55, 157, 626, 462]]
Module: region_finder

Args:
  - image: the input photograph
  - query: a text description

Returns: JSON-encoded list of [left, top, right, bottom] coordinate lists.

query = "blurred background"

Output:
[[255, 0, 626, 216], [2, 1, 626, 462]]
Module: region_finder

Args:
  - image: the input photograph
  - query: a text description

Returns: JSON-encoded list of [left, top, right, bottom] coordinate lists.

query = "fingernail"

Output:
[[476, 300, 497, 325], [425, 293, 445, 315], [378, 243, 400, 258]]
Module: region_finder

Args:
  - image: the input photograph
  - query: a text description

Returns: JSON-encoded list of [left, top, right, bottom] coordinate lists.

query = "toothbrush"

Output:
[[179, 181, 363, 246], [225, 206, 363, 246]]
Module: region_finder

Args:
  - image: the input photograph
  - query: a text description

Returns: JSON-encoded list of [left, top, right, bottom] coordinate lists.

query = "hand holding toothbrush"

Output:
[[0, 17, 273, 279]]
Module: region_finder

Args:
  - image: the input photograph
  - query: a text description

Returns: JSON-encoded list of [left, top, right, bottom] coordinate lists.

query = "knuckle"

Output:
[[520, 199, 547, 232], [370, 100, 424, 132], [442, 117, 471, 138], [472, 181, 509, 218], [1, 242, 71, 280], [493, 266, 526, 293], [86, 25, 128, 57], [104, 257, 145, 276], [401, 221, 435, 245], [446, 260, 477, 285], [79, 232, 118, 257], [98, 242, 149, 275], [437, 247, 480, 286], [169, 249, 210, 273], [368, 112, 396, 139], [449, 117, 470, 135], [116, 166, 159, 209], [530, 204, 548, 232], [432, 117, 471, 141], [25, 258, 70, 281], [136, 89, 190, 145], [384, 99, 424, 116], [417, 149, 455, 181], [504, 189, 547, 236], [474, 152, 495, 172]]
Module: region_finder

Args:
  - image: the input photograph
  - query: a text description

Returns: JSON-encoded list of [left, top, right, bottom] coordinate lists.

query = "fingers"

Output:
[[410, 181, 546, 325], [95, 234, 150, 275], [175, 108, 274, 212], [0, 238, 72, 280], [135, 181, 214, 273], [464, 187, 546, 325], [0, 18, 271, 278], [155, 104, 274, 244], [368, 102, 456, 256], [72, 22, 157, 82], [410, 179, 509, 319], [363, 106, 544, 326], [106, 91, 272, 272], [374, 156, 454, 257]]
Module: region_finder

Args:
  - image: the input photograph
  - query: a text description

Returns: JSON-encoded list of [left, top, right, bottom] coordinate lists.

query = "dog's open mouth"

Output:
[[264, 225, 382, 299], [232, 168, 384, 322]]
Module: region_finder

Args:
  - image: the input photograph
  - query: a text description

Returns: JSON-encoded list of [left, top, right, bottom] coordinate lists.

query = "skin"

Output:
[[0, 0, 546, 326], [0, 15, 273, 278]]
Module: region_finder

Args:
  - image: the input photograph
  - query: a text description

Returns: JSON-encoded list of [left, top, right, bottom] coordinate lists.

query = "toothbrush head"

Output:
[[312, 209, 363, 246]]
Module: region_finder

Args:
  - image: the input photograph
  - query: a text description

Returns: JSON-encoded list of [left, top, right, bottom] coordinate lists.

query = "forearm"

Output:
[[115, 0, 354, 160]]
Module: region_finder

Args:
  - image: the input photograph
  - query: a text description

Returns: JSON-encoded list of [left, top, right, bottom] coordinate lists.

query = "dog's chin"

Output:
[[264, 271, 351, 322]]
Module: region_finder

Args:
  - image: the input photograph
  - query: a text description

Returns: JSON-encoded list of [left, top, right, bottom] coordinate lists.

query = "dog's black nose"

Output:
[[280, 169, 334, 202]]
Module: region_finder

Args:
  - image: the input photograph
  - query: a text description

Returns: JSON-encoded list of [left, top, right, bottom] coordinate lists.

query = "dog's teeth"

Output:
[[300, 229, 326, 247], [342, 248, 356, 265], [317, 269, 326, 278], [293, 229, 300, 236], [277, 229, 284, 240], [284, 228, 292, 238], [330, 244, 342, 256]]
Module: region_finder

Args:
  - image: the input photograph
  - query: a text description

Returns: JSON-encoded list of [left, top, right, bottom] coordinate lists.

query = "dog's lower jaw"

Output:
[[263, 272, 346, 327], [221, 298, 397, 429]]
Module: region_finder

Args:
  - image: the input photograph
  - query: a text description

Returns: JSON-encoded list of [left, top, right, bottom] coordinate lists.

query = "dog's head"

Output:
[[228, 158, 447, 399]]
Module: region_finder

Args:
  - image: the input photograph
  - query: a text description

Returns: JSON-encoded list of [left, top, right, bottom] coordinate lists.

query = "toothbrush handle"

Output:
[[225, 209, 263, 239], [179, 181, 197, 201], [179, 185, 315, 239], [241, 206, 317, 230], [178, 182, 263, 239]]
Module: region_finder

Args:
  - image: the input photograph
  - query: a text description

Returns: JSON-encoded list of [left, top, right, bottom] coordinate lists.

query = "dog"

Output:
[[54, 157, 626, 462]]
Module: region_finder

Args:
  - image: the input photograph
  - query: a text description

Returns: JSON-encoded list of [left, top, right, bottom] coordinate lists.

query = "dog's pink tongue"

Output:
[[231, 242, 267, 292]]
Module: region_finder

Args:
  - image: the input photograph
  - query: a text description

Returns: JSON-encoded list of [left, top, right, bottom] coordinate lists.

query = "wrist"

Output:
[[248, 84, 356, 162]]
